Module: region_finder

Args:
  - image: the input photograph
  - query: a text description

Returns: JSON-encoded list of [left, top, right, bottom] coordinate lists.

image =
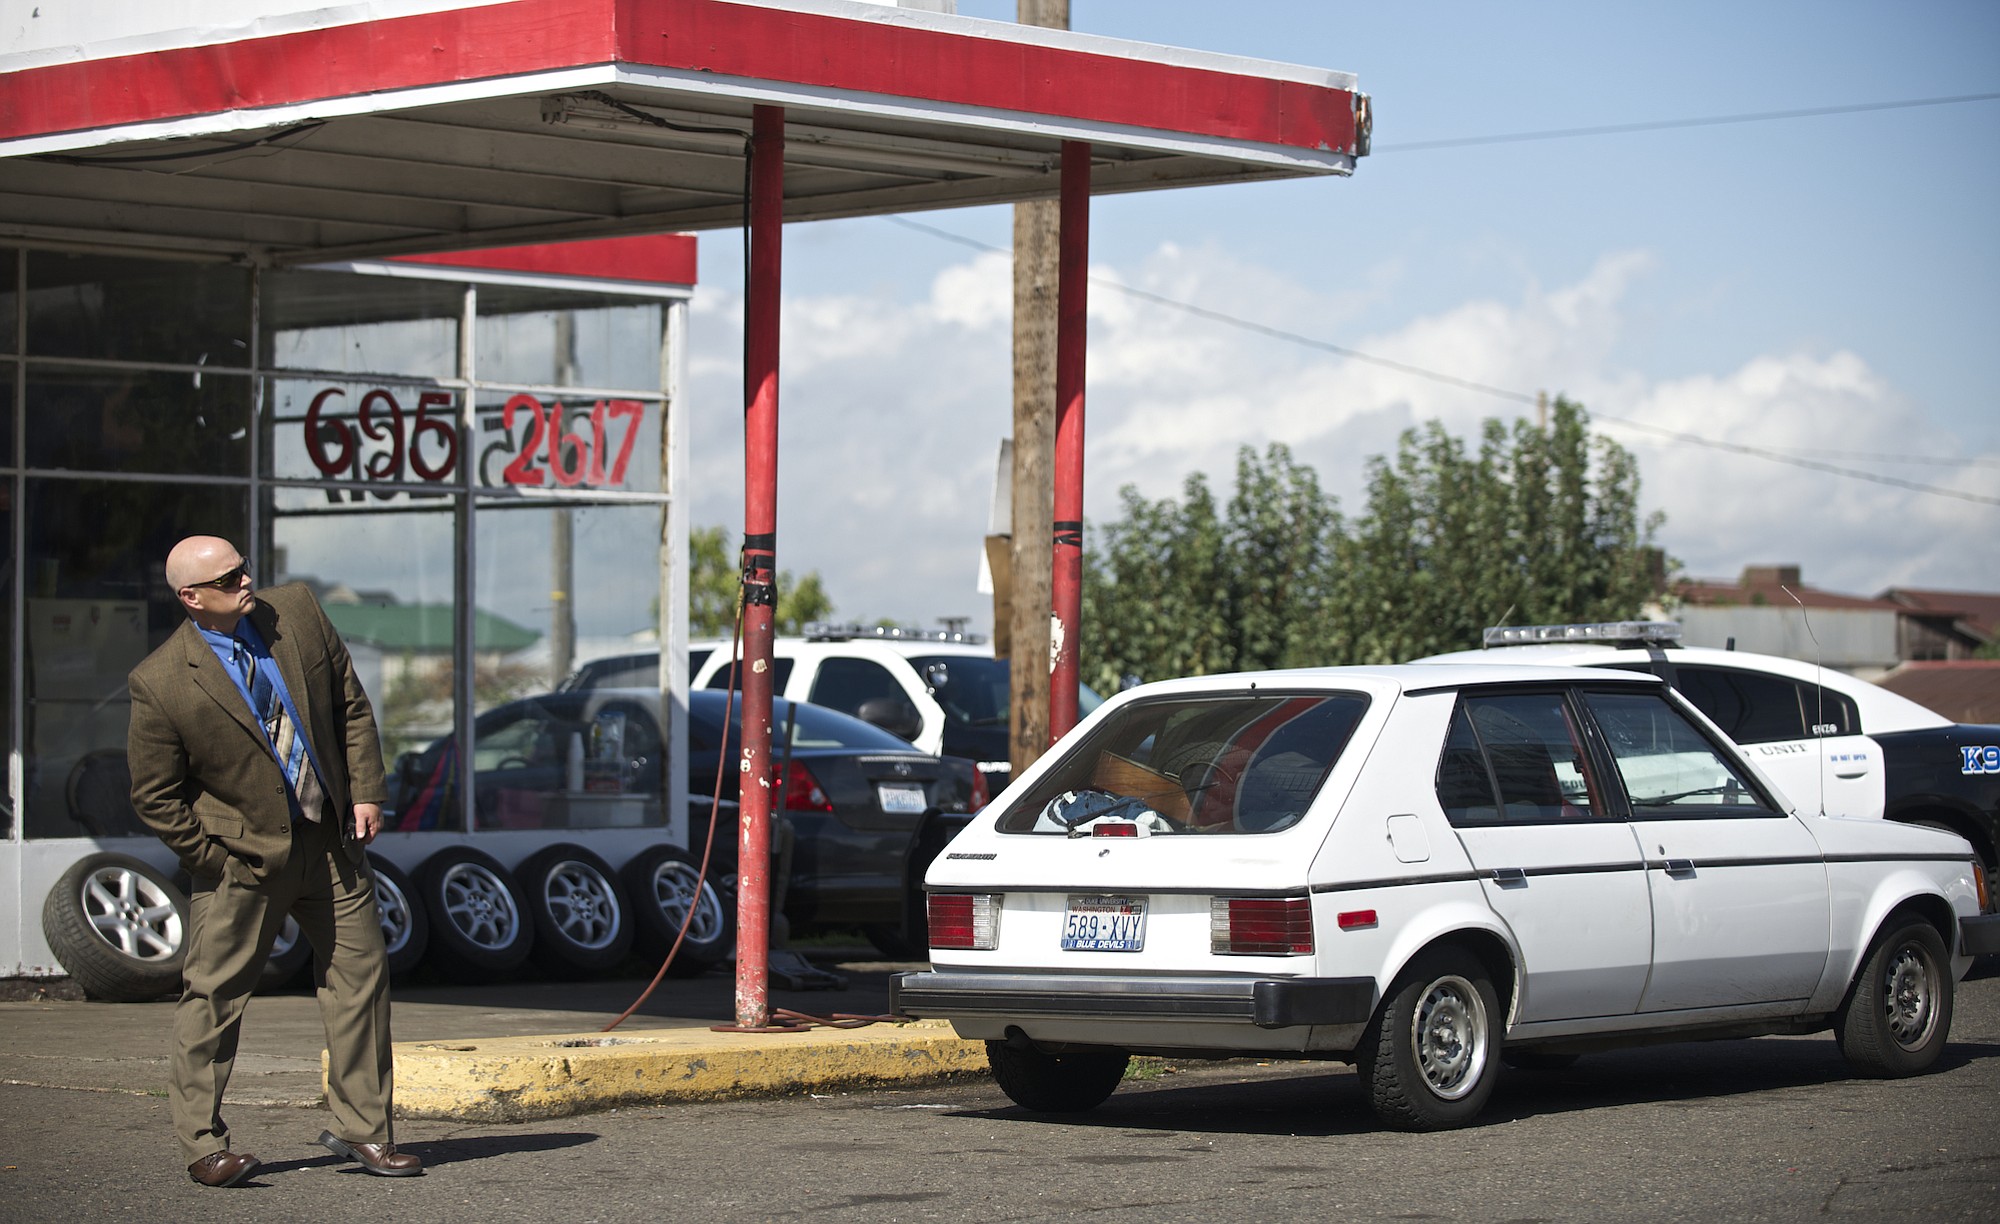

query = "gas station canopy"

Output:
[[0, 0, 1367, 264]]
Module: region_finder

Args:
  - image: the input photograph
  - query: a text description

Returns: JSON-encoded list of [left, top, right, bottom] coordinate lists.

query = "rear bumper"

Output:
[[1960, 913, 2000, 957], [891, 970, 1376, 1029]]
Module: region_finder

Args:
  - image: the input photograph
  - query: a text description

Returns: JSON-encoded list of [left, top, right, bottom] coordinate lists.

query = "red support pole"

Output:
[[734, 104, 784, 1031], [1050, 139, 1090, 742]]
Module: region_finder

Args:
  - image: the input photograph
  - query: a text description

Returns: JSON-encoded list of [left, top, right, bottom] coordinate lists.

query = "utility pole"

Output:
[[1008, 0, 1066, 779], [551, 313, 577, 688]]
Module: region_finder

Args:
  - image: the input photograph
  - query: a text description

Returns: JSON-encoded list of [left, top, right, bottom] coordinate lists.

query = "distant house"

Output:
[[1878, 587, 2000, 661], [1876, 660, 2000, 725], [1669, 565, 1911, 677]]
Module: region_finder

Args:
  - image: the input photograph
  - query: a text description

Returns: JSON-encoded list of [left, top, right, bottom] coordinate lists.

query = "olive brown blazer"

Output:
[[128, 583, 386, 884]]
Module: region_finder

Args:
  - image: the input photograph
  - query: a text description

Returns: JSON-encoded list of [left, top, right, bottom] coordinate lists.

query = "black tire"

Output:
[[41, 853, 189, 1002], [519, 844, 635, 975], [986, 1041, 1129, 1113], [415, 846, 534, 982], [257, 916, 313, 992], [65, 749, 145, 837], [368, 854, 430, 979], [622, 844, 734, 977], [1359, 947, 1502, 1131], [1501, 1048, 1579, 1072], [1836, 918, 1953, 1077]]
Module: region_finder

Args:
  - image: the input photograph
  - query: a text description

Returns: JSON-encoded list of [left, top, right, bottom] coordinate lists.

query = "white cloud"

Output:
[[686, 240, 1998, 633]]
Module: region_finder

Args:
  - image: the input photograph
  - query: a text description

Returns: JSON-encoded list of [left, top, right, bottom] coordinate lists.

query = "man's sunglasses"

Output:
[[185, 563, 251, 592]]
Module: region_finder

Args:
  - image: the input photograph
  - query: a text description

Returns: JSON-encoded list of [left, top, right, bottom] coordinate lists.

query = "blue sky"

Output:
[[683, 0, 2000, 635]]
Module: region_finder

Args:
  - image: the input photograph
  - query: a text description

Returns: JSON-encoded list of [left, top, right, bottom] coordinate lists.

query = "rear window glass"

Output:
[[687, 694, 918, 754], [995, 691, 1369, 836], [1671, 666, 1859, 742]]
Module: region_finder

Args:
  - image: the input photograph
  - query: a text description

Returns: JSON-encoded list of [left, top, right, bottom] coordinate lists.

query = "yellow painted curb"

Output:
[[323, 1019, 989, 1121]]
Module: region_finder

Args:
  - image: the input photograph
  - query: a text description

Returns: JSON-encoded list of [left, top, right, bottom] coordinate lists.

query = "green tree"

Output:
[[1335, 396, 1665, 662], [687, 524, 835, 636], [1081, 400, 1666, 683], [1082, 443, 1341, 691]]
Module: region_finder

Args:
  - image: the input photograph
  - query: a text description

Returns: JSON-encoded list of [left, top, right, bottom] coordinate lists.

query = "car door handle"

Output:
[[1662, 859, 1696, 877], [1490, 867, 1527, 887]]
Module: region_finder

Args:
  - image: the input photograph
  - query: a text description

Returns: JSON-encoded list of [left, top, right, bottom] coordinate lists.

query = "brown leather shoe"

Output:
[[188, 1150, 260, 1187], [317, 1130, 423, 1177]]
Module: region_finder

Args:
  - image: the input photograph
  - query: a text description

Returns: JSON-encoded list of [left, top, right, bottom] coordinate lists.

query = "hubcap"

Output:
[[651, 862, 723, 942], [441, 864, 520, 949], [1411, 974, 1487, 1100], [376, 876, 413, 954], [546, 862, 620, 949], [1883, 943, 1938, 1050], [82, 866, 182, 961]]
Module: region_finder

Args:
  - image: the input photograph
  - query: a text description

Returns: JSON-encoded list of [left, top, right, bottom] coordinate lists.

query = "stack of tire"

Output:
[[41, 843, 735, 1000]]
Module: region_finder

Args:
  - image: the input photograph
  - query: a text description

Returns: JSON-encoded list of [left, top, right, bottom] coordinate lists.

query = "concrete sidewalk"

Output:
[[0, 953, 989, 1122]]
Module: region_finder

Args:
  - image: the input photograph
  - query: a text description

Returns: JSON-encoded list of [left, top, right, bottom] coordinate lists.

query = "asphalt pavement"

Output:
[[2, 965, 1997, 1222], [0, 949, 984, 1119]]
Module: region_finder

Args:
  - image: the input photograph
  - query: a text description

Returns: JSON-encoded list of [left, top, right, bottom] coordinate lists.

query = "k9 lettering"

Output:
[[1963, 745, 2000, 775]]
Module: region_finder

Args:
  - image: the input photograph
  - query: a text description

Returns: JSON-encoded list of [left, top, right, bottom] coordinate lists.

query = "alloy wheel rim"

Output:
[[652, 862, 724, 942], [82, 866, 182, 961], [546, 862, 620, 948], [442, 863, 520, 948]]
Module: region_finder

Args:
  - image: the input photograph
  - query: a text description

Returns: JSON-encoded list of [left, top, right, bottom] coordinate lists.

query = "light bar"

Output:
[[803, 621, 988, 645], [1481, 621, 1682, 649]]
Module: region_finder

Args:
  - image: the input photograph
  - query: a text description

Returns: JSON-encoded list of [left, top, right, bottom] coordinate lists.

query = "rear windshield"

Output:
[[995, 691, 1369, 835]]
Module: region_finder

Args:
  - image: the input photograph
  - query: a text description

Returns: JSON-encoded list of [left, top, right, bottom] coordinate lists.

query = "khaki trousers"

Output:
[[171, 815, 394, 1164]]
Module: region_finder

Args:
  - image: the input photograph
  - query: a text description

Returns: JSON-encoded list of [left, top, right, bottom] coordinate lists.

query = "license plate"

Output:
[[877, 783, 928, 814], [1061, 895, 1147, 952]]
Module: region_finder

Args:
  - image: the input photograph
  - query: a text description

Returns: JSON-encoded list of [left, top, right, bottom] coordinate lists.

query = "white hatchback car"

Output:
[[893, 663, 1999, 1131], [1416, 622, 2000, 892]]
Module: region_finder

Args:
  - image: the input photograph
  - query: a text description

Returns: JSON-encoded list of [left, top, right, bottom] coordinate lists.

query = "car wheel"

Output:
[[415, 846, 534, 982], [1500, 1048, 1579, 1072], [367, 854, 430, 978], [519, 844, 635, 975], [1836, 917, 1952, 1077], [1359, 947, 1502, 1130], [258, 916, 313, 992], [986, 1041, 1129, 1113], [41, 853, 189, 1002], [622, 844, 734, 977]]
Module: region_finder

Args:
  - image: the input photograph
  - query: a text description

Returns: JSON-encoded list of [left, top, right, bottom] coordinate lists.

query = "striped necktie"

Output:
[[236, 634, 324, 823]]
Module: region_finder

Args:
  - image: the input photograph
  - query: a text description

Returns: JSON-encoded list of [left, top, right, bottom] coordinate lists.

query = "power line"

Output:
[[881, 215, 2000, 508], [1378, 91, 2000, 153]]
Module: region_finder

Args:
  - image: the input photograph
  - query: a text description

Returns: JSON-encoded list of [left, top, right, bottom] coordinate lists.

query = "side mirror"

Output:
[[855, 697, 923, 743]]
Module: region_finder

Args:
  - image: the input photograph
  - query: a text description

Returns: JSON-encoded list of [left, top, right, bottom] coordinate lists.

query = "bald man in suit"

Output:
[[129, 536, 422, 1185]]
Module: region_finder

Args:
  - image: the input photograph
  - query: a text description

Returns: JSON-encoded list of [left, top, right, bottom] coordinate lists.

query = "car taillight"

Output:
[[776, 760, 833, 812], [928, 892, 1000, 950], [968, 767, 991, 811], [1210, 896, 1313, 956]]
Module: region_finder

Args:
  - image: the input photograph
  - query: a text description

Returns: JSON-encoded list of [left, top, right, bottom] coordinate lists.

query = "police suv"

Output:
[[1416, 622, 2000, 892]]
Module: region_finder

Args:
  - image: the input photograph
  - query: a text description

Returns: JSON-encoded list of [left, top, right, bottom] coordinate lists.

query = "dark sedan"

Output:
[[390, 689, 984, 956]]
